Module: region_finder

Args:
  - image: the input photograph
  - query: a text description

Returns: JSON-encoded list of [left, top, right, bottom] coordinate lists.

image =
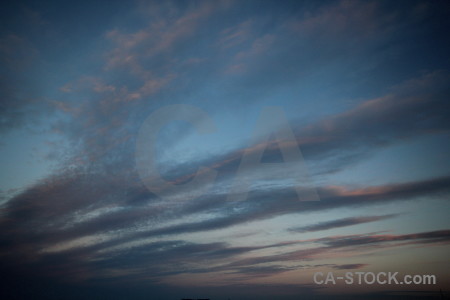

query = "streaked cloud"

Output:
[[288, 214, 399, 233]]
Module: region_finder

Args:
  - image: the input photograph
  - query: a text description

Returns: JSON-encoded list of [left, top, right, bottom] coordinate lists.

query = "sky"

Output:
[[0, 0, 450, 299]]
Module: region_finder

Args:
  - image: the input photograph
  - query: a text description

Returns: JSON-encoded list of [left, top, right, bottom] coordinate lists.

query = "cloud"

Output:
[[289, 214, 399, 233], [1, 61, 449, 285], [298, 70, 450, 145], [289, 0, 394, 41], [226, 229, 450, 268], [1, 169, 448, 274], [217, 20, 253, 49], [294, 70, 449, 174], [47, 2, 234, 169], [180, 70, 450, 177], [332, 264, 368, 270], [105, 1, 223, 77], [317, 229, 450, 248], [48, 175, 449, 254]]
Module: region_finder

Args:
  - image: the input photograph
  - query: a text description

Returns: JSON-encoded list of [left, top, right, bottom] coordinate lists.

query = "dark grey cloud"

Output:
[[1, 169, 449, 257], [318, 229, 450, 248], [1, 170, 448, 284], [289, 214, 399, 233], [225, 229, 450, 268], [332, 264, 368, 270]]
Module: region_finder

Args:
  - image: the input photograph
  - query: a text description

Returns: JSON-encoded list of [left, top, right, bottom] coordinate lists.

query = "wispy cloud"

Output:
[[1, 170, 448, 283], [226, 229, 450, 268], [289, 214, 399, 233]]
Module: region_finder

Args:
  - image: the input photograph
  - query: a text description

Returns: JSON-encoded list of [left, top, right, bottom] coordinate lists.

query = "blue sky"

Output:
[[1, 1, 450, 299]]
